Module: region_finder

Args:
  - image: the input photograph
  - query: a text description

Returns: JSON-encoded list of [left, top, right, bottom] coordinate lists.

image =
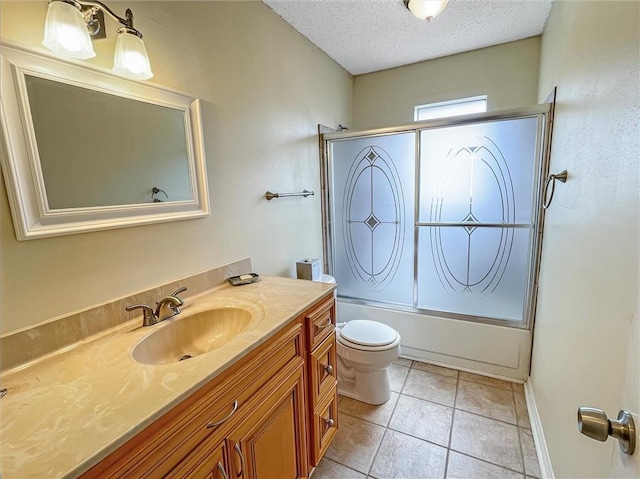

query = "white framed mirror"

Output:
[[0, 42, 209, 240]]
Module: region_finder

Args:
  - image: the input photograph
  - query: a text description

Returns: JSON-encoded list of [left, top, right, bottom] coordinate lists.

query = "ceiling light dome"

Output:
[[406, 0, 450, 22]]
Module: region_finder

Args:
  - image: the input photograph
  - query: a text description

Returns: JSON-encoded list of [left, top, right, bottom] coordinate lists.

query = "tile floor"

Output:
[[312, 358, 540, 479]]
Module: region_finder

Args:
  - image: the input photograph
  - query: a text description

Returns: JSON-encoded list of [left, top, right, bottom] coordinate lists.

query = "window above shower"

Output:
[[414, 95, 487, 121]]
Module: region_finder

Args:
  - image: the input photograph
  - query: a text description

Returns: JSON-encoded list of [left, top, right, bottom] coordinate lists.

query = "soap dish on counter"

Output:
[[227, 273, 260, 286]]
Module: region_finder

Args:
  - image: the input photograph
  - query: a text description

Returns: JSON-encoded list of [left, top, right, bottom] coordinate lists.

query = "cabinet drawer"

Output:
[[81, 320, 303, 479], [310, 385, 338, 466], [309, 332, 337, 409], [305, 294, 335, 351]]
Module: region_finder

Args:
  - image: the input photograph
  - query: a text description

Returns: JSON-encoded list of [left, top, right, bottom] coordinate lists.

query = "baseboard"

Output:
[[525, 378, 555, 479]]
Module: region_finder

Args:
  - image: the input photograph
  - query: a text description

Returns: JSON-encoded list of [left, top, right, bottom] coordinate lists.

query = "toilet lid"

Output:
[[340, 320, 398, 347]]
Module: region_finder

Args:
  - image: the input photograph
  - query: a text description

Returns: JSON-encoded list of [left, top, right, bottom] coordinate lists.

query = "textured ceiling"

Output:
[[262, 0, 553, 75]]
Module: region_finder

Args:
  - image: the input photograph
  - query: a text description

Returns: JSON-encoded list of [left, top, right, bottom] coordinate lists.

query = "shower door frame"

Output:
[[321, 104, 552, 332]]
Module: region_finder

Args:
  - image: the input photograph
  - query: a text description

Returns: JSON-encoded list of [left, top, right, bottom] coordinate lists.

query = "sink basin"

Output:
[[131, 307, 253, 365]]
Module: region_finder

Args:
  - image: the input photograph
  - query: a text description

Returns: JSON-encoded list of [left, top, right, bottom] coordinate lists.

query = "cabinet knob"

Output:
[[326, 418, 335, 428], [325, 364, 334, 375]]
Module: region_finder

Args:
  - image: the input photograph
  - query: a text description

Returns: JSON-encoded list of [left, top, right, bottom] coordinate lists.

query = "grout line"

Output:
[[318, 457, 368, 477], [450, 449, 530, 477], [452, 407, 519, 427], [366, 427, 390, 478]]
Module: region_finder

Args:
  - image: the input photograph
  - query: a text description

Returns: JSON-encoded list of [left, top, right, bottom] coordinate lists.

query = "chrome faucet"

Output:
[[125, 286, 187, 327]]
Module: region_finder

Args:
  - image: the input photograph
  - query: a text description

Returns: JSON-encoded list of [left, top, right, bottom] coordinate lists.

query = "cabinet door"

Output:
[[228, 363, 308, 479], [310, 387, 338, 467], [169, 439, 231, 479], [309, 332, 338, 408]]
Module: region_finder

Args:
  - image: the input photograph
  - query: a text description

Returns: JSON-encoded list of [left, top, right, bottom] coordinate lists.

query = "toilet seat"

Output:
[[338, 320, 400, 351]]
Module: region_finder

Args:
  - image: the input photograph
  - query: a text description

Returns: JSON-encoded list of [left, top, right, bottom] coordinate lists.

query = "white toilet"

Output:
[[335, 320, 401, 405], [315, 274, 402, 405]]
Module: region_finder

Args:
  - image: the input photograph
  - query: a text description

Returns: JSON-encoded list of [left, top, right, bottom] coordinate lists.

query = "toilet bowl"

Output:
[[313, 274, 401, 405], [335, 319, 401, 405]]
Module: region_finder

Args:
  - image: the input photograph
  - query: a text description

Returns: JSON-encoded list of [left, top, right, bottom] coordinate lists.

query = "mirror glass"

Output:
[[0, 43, 209, 240], [26, 75, 193, 209]]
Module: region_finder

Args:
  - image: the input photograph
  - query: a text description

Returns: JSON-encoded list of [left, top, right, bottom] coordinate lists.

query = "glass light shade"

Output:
[[408, 0, 449, 21], [112, 32, 153, 80], [42, 1, 96, 59]]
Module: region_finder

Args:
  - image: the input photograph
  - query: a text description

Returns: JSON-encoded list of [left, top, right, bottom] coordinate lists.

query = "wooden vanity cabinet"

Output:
[[170, 359, 308, 479], [80, 292, 336, 479]]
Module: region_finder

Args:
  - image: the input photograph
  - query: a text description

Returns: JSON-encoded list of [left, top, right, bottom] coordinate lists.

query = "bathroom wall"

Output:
[[0, 1, 353, 334], [531, 1, 639, 477], [352, 36, 541, 130]]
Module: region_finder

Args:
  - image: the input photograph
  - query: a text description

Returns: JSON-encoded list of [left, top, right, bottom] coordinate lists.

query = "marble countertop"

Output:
[[0, 276, 335, 479]]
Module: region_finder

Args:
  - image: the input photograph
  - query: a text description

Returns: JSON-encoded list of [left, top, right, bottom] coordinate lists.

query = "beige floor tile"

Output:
[[519, 427, 541, 478], [413, 361, 459, 378], [446, 451, 524, 479], [388, 394, 453, 447], [369, 429, 447, 479], [512, 384, 531, 428], [325, 414, 385, 474], [455, 380, 517, 424], [388, 364, 410, 392], [339, 392, 399, 427], [450, 410, 523, 473], [312, 457, 367, 479], [402, 369, 458, 407], [459, 371, 513, 390], [394, 357, 413, 368]]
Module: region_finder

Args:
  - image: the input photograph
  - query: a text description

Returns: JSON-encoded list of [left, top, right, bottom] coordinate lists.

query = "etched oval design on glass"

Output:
[[343, 146, 405, 292], [430, 135, 516, 295]]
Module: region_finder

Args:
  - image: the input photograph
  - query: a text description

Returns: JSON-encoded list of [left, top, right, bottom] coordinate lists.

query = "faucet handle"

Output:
[[167, 286, 187, 309], [171, 286, 187, 300], [125, 304, 158, 326]]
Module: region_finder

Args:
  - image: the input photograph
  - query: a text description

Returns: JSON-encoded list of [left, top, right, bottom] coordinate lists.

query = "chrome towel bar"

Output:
[[265, 190, 314, 200]]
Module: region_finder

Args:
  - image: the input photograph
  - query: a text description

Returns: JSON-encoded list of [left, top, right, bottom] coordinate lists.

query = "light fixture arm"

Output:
[[50, 0, 142, 37]]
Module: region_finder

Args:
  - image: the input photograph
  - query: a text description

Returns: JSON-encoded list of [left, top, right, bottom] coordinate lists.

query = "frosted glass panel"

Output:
[[419, 117, 539, 224], [417, 226, 532, 321], [330, 133, 415, 306]]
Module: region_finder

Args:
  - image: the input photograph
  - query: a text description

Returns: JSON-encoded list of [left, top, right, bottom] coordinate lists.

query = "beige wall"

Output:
[[0, 1, 353, 334], [532, 1, 639, 477], [352, 37, 541, 130]]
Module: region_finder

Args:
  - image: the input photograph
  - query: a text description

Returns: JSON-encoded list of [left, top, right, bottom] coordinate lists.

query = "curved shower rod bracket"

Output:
[[265, 189, 314, 201], [543, 170, 568, 209]]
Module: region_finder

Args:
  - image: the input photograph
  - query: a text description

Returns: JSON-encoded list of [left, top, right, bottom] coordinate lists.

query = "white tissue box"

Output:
[[296, 258, 322, 281]]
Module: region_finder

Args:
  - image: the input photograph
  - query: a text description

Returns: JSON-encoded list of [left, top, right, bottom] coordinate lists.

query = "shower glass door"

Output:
[[325, 107, 549, 329], [330, 132, 416, 307]]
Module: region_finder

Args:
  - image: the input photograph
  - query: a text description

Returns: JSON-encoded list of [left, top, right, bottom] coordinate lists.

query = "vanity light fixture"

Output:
[[42, 0, 153, 80], [404, 0, 449, 22]]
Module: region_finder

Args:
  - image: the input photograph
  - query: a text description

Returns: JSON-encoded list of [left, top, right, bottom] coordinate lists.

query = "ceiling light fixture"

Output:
[[404, 0, 450, 22], [42, 0, 153, 80]]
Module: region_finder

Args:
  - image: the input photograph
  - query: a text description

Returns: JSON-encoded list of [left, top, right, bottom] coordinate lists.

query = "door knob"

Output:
[[577, 407, 636, 455]]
